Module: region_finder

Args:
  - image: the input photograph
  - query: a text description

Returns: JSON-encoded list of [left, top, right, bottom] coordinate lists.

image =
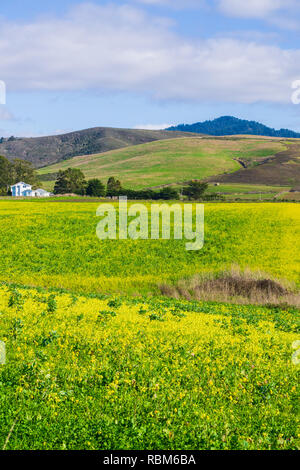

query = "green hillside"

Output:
[[38, 136, 288, 190], [0, 127, 196, 168], [213, 143, 300, 186]]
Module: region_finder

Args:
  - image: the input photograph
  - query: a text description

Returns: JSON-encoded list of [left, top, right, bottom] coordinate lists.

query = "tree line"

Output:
[[53, 168, 221, 200], [0, 155, 222, 201]]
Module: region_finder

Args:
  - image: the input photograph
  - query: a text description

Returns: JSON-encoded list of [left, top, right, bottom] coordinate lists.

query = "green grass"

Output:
[[0, 201, 298, 295], [38, 137, 288, 191], [206, 183, 291, 194], [224, 193, 277, 201]]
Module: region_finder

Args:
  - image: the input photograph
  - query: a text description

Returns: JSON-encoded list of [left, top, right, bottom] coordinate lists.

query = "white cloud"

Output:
[[217, 0, 296, 19], [0, 3, 299, 104], [134, 123, 172, 129], [270, 15, 300, 31]]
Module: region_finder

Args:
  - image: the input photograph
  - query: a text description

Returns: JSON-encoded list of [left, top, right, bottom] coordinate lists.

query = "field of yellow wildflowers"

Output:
[[0, 200, 299, 450], [0, 283, 299, 450], [0, 201, 299, 294]]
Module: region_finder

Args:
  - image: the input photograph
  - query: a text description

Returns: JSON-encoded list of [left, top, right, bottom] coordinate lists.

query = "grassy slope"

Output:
[[213, 143, 300, 186], [38, 137, 288, 191], [0, 128, 197, 168], [0, 201, 298, 295], [278, 191, 300, 201]]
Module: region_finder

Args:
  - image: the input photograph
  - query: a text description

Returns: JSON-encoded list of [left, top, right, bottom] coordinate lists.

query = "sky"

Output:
[[0, 0, 300, 137]]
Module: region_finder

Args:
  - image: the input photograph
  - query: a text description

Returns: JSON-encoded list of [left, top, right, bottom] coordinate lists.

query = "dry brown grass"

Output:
[[159, 266, 300, 308], [279, 191, 300, 201]]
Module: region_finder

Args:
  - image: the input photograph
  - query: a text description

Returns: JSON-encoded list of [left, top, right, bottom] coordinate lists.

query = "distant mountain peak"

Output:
[[167, 116, 300, 138]]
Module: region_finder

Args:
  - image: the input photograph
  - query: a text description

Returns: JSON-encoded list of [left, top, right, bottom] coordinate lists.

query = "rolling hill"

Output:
[[211, 142, 300, 186], [38, 136, 292, 190], [167, 116, 300, 138], [0, 127, 196, 168]]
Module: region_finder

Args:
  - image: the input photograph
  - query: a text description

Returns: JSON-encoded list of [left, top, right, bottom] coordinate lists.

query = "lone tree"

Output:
[[182, 181, 208, 200], [86, 179, 106, 197], [54, 168, 86, 195]]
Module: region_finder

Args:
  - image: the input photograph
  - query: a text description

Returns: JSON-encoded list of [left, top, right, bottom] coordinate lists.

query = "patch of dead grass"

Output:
[[159, 265, 300, 308]]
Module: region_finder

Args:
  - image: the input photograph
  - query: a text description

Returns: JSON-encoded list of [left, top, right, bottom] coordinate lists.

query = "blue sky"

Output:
[[1, 0, 300, 137]]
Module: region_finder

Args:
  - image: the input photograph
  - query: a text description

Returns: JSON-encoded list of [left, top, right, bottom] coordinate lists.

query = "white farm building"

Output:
[[11, 182, 51, 198]]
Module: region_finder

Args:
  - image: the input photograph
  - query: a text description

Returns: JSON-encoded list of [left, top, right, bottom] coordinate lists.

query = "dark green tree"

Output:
[[182, 181, 208, 200], [54, 168, 86, 195], [86, 179, 106, 197], [0, 155, 13, 195], [158, 187, 179, 200], [107, 177, 121, 193], [12, 159, 39, 187]]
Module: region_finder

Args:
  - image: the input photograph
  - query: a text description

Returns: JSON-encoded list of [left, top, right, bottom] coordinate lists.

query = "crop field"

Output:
[[0, 201, 299, 295], [0, 200, 299, 450], [0, 283, 299, 450], [38, 137, 288, 191]]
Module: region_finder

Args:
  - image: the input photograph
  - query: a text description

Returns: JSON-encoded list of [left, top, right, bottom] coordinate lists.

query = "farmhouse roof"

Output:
[[12, 181, 30, 186], [36, 188, 49, 193]]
